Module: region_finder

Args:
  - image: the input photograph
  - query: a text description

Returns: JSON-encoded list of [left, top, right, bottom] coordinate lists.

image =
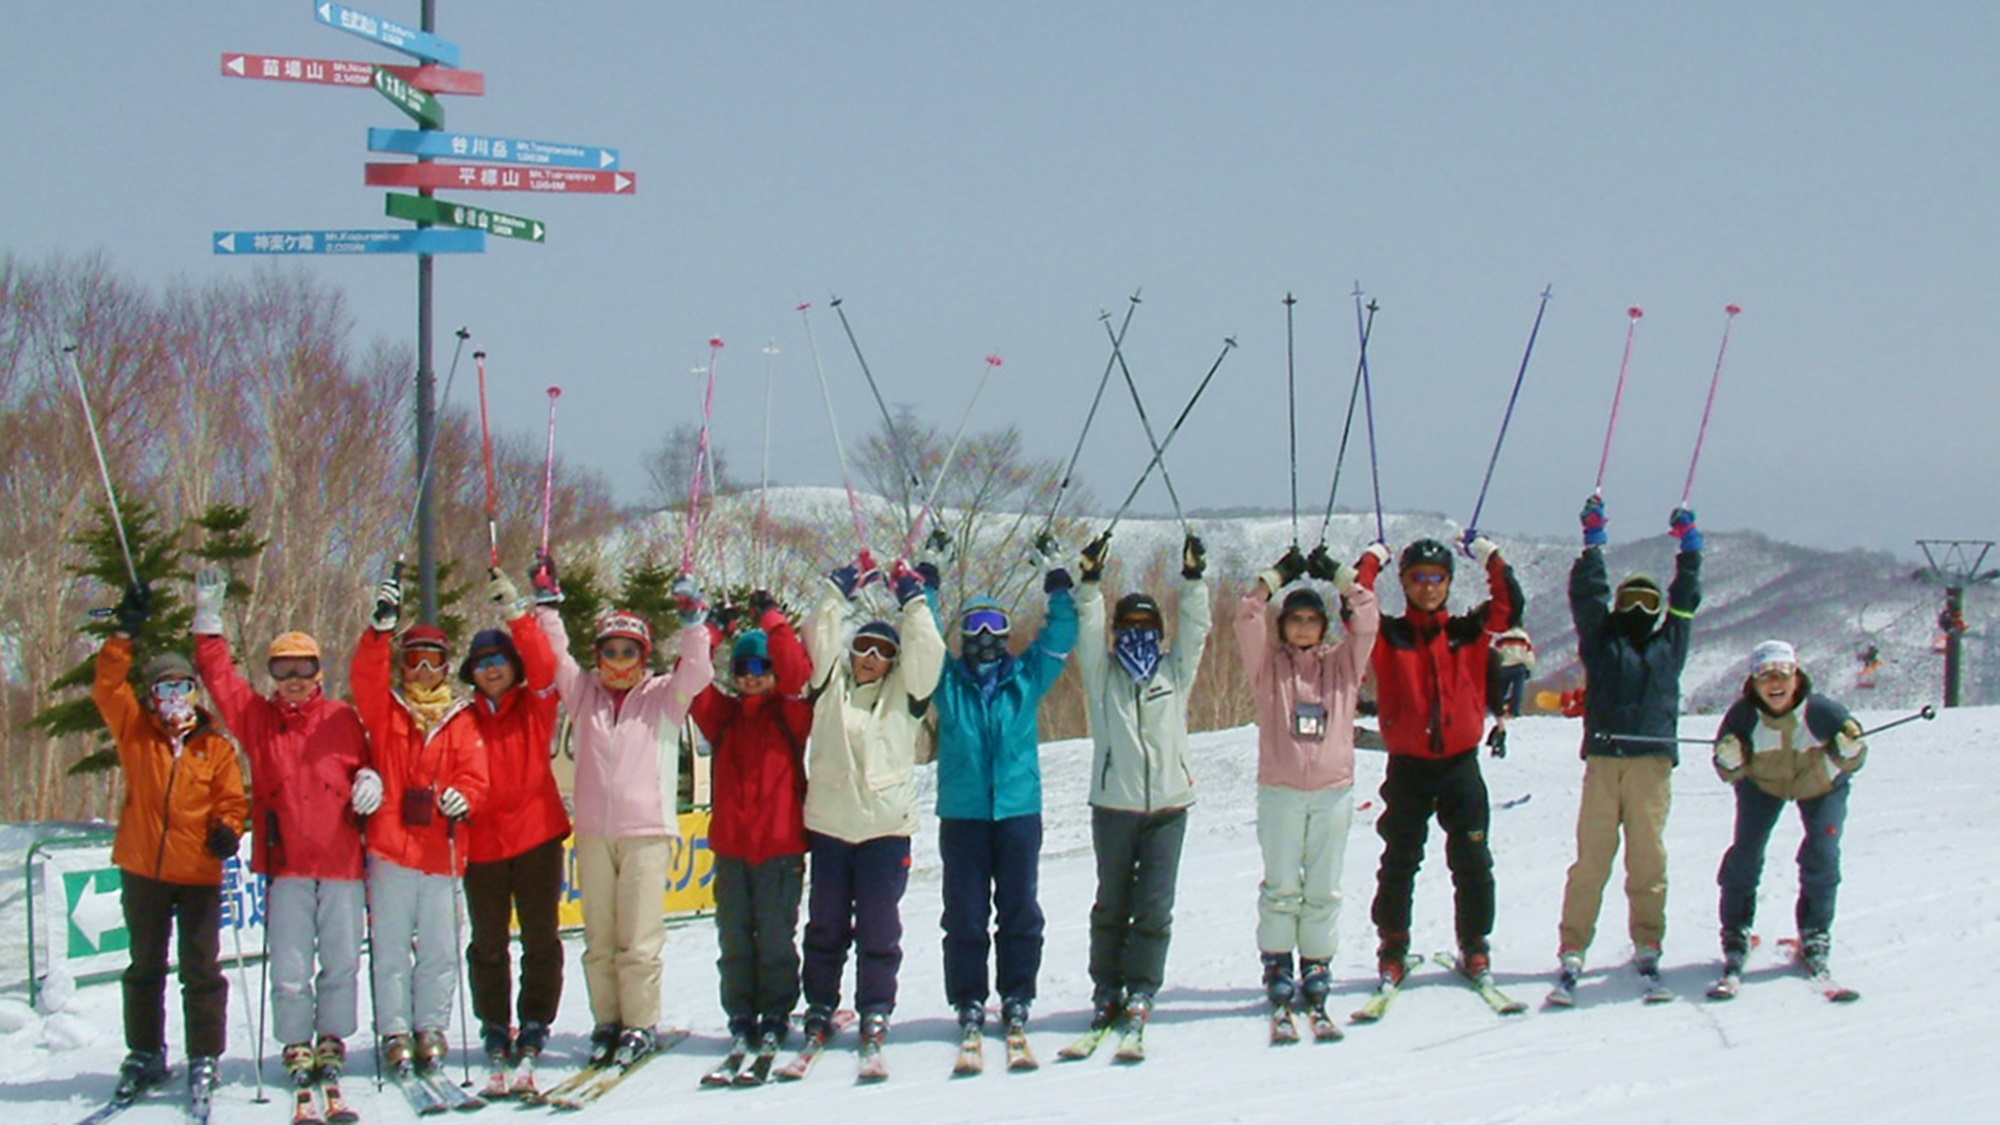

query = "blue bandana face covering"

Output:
[[962, 631, 1009, 667], [1114, 628, 1163, 683]]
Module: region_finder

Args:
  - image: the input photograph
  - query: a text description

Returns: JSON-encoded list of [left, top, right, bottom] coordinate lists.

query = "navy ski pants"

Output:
[[1718, 779, 1849, 937], [802, 832, 909, 1018], [939, 815, 1044, 1011]]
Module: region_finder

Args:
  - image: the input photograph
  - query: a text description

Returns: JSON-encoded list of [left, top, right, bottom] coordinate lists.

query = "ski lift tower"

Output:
[[1916, 539, 1997, 707]]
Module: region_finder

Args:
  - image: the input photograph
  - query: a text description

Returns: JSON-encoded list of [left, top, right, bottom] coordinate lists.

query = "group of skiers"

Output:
[[90, 493, 1871, 1106]]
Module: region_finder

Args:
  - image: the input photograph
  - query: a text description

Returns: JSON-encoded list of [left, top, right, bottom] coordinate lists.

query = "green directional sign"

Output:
[[385, 192, 546, 243], [372, 65, 443, 130]]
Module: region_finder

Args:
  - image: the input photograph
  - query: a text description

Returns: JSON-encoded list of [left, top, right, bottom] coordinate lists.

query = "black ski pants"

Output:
[[713, 852, 805, 1038], [121, 869, 228, 1058], [463, 834, 566, 1031], [1087, 805, 1189, 1003], [1370, 751, 1495, 955]]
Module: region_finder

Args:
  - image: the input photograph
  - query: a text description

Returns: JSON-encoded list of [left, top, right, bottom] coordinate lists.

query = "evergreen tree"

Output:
[[189, 502, 269, 652], [551, 559, 609, 668], [31, 501, 189, 775]]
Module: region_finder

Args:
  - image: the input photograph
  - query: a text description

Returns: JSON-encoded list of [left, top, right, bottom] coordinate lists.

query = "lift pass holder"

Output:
[[402, 785, 436, 828], [1292, 701, 1327, 741]]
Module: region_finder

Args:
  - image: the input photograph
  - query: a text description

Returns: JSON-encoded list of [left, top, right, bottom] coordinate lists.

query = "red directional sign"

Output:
[[221, 53, 484, 95], [364, 162, 638, 194]]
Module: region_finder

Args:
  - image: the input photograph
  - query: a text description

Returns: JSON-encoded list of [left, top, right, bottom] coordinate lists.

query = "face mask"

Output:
[[962, 631, 1008, 667], [1616, 608, 1658, 644], [597, 653, 645, 690], [1114, 628, 1163, 683], [155, 693, 197, 732]]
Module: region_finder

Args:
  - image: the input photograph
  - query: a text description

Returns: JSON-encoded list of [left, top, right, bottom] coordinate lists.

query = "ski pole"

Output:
[[1104, 336, 1237, 537], [395, 327, 472, 558], [831, 297, 924, 523], [1592, 307, 1645, 496], [798, 303, 876, 559], [1357, 292, 1387, 544], [474, 351, 501, 568], [1465, 285, 1554, 540], [447, 827, 473, 1087], [757, 341, 779, 590], [61, 344, 140, 590], [1679, 304, 1743, 507], [538, 385, 562, 561], [1106, 319, 1192, 535], [904, 353, 1003, 558], [1595, 706, 1935, 748], [1313, 289, 1375, 546], [1284, 293, 1300, 549], [681, 337, 723, 575], [225, 856, 269, 1103], [1860, 704, 1937, 736]]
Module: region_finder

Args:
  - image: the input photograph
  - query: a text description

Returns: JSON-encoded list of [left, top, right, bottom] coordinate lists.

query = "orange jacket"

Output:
[[350, 629, 489, 876], [95, 637, 249, 887], [462, 611, 570, 864]]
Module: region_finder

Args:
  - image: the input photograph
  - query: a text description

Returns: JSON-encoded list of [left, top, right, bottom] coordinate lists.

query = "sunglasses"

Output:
[[1754, 665, 1796, 683], [402, 651, 448, 673], [267, 657, 320, 681], [471, 652, 513, 674], [850, 637, 899, 661], [598, 640, 644, 662], [1406, 571, 1450, 586], [962, 608, 1010, 637], [1617, 589, 1663, 615], [150, 678, 197, 700], [732, 655, 772, 678]]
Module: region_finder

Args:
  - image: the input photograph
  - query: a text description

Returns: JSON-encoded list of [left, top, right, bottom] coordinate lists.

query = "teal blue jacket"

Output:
[[932, 589, 1078, 820]]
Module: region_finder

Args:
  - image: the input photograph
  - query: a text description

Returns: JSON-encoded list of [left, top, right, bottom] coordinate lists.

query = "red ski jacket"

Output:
[[350, 628, 489, 876], [689, 605, 814, 864], [462, 611, 571, 864], [195, 635, 370, 880], [1360, 549, 1522, 759]]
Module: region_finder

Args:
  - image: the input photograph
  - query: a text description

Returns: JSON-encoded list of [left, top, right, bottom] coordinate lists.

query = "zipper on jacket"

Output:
[[1133, 680, 1153, 812], [153, 739, 184, 880]]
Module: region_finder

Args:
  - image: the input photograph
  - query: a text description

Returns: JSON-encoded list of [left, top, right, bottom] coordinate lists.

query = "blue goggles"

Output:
[[150, 678, 197, 700], [962, 608, 1010, 637], [1407, 571, 1450, 586], [471, 652, 513, 673], [732, 655, 773, 678]]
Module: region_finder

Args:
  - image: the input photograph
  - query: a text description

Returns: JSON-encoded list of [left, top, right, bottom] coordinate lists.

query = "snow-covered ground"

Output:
[[5, 704, 1995, 1122]]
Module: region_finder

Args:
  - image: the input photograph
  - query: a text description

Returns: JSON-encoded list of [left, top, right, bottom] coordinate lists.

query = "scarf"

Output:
[[156, 696, 198, 736], [1114, 628, 1163, 685], [403, 680, 456, 735], [597, 654, 647, 692]]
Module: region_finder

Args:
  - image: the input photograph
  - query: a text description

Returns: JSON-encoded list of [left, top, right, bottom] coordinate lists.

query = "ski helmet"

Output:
[[1614, 575, 1663, 618], [1113, 592, 1164, 632], [400, 623, 451, 654], [1398, 538, 1454, 576], [267, 631, 322, 661], [594, 610, 653, 659]]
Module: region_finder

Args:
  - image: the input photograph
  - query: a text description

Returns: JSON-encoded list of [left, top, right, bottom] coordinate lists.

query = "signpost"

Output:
[[213, 228, 487, 255], [366, 162, 637, 194], [373, 65, 444, 129], [314, 0, 461, 67], [369, 126, 620, 169], [385, 193, 544, 242], [221, 53, 485, 94]]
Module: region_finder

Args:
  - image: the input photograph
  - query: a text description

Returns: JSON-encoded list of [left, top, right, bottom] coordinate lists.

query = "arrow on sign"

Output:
[[373, 65, 444, 129], [222, 53, 485, 94], [385, 193, 545, 242], [66, 870, 124, 954], [314, 1, 461, 67], [214, 228, 487, 255], [365, 162, 638, 195], [368, 127, 619, 170]]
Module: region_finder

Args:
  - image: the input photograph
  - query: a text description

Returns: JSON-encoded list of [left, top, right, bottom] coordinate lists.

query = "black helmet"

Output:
[[1112, 592, 1164, 631], [1398, 538, 1454, 576], [1280, 587, 1328, 622]]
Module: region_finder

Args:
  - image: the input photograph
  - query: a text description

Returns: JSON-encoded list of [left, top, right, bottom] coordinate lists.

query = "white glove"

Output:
[[191, 566, 227, 636], [921, 526, 959, 571], [1256, 568, 1286, 597], [1714, 736, 1746, 773], [1331, 562, 1360, 595], [370, 578, 402, 632], [1031, 532, 1067, 574], [351, 768, 384, 816], [1832, 727, 1866, 765], [1362, 542, 1393, 568], [1467, 536, 1500, 568], [488, 567, 528, 617], [438, 786, 470, 820]]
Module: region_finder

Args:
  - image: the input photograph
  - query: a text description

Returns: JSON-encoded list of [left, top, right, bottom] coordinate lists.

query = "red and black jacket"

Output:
[[689, 606, 815, 864], [1360, 550, 1522, 759]]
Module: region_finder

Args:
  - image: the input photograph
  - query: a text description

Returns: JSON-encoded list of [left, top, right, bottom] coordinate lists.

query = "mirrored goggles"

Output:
[[401, 650, 449, 673], [267, 657, 320, 681], [471, 652, 513, 674], [150, 678, 197, 700], [850, 636, 899, 661], [1406, 571, 1449, 587], [961, 608, 1011, 637], [732, 655, 773, 678]]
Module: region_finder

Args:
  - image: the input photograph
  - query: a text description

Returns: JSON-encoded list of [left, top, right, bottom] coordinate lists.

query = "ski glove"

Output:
[[1079, 531, 1111, 583], [1669, 507, 1704, 553], [1466, 535, 1500, 568], [1581, 495, 1608, 547], [890, 560, 926, 606], [921, 525, 958, 570], [1486, 725, 1508, 759], [1260, 546, 1307, 594], [1181, 534, 1207, 580], [1713, 735, 1747, 779], [1303, 545, 1337, 583], [829, 565, 863, 600], [489, 568, 528, 618], [672, 577, 707, 627], [190, 567, 228, 636], [204, 824, 239, 860], [114, 583, 153, 638], [438, 786, 470, 820], [370, 577, 402, 633], [1361, 541, 1394, 568], [351, 768, 384, 817], [529, 554, 564, 605]]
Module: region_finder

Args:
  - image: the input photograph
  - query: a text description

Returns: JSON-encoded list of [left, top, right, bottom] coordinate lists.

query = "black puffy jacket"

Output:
[[1570, 546, 1700, 762]]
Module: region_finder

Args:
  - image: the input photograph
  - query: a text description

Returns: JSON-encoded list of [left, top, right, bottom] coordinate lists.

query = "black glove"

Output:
[[1273, 547, 1308, 587], [114, 582, 153, 636], [1181, 534, 1207, 580], [205, 823, 239, 859], [1486, 726, 1508, 759], [1303, 545, 1338, 582], [1079, 531, 1111, 583]]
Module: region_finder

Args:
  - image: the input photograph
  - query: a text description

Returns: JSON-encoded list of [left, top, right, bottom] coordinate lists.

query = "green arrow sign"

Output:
[[385, 192, 545, 242], [372, 65, 443, 130]]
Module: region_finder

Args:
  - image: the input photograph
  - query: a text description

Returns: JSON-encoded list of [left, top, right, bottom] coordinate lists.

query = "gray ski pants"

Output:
[[267, 876, 366, 1044], [366, 858, 459, 1037]]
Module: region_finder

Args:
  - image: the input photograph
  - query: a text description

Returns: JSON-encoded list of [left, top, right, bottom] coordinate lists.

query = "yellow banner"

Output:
[[552, 809, 715, 929]]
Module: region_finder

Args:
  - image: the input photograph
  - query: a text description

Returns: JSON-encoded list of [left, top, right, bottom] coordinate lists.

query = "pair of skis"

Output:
[[762, 1010, 862, 1083], [520, 1028, 690, 1111], [1707, 937, 1860, 1004], [700, 1035, 782, 1088], [289, 1073, 359, 1124], [1351, 953, 1528, 1024], [388, 1062, 483, 1116], [1545, 961, 1675, 1008], [477, 1053, 540, 1103], [1055, 1016, 1148, 1064], [1269, 1003, 1343, 1045], [78, 1070, 222, 1125], [951, 1022, 1039, 1075]]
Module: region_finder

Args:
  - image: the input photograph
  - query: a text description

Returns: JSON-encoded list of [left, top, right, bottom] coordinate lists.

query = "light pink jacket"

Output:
[[540, 607, 715, 838], [1233, 584, 1380, 791]]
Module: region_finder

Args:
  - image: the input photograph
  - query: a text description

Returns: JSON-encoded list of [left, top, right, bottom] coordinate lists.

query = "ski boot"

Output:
[[1460, 947, 1493, 980], [1113, 994, 1152, 1062], [480, 1023, 513, 1067], [314, 1035, 347, 1076], [283, 1041, 318, 1088], [412, 1028, 449, 1075], [954, 1002, 986, 1033], [1798, 930, 1831, 977], [1720, 927, 1751, 976], [1376, 931, 1412, 986], [187, 1055, 219, 1115], [586, 1023, 621, 1069], [1260, 951, 1296, 1011], [856, 1011, 890, 1082], [381, 1032, 414, 1072], [1001, 997, 1030, 1034], [612, 1025, 657, 1067], [1087, 989, 1125, 1032], [115, 1049, 169, 1101], [1297, 958, 1332, 1015], [516, 1021, 549, 1060], [800, 1006, 835, 1044]]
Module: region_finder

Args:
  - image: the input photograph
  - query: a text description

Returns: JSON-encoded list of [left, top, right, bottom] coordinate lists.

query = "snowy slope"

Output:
[[6, 704, 1993, 1122]]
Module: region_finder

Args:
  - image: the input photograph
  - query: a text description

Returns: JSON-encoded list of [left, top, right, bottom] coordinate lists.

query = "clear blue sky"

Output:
[[5, 2, 1993, 557]]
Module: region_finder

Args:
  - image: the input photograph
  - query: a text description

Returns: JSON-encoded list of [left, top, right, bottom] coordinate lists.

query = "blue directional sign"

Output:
[[368, 127, 620, 170], [212, 229, 486, 255], [314, 1, 461, 67]]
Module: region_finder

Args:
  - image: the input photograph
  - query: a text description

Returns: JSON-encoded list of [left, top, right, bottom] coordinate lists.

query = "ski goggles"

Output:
[[150, 678, 197, 700], [1615, 587, 1663, 615], [1405, 571, 1450, 587], [961, 607, 1010, 637], [732, 655, 773, 678], [401, 650, 450, 673], [596, 639, 645, 662], [470, 652, 513, 674], [267, 657, 320, 681], [850, 636, 899, 661]]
